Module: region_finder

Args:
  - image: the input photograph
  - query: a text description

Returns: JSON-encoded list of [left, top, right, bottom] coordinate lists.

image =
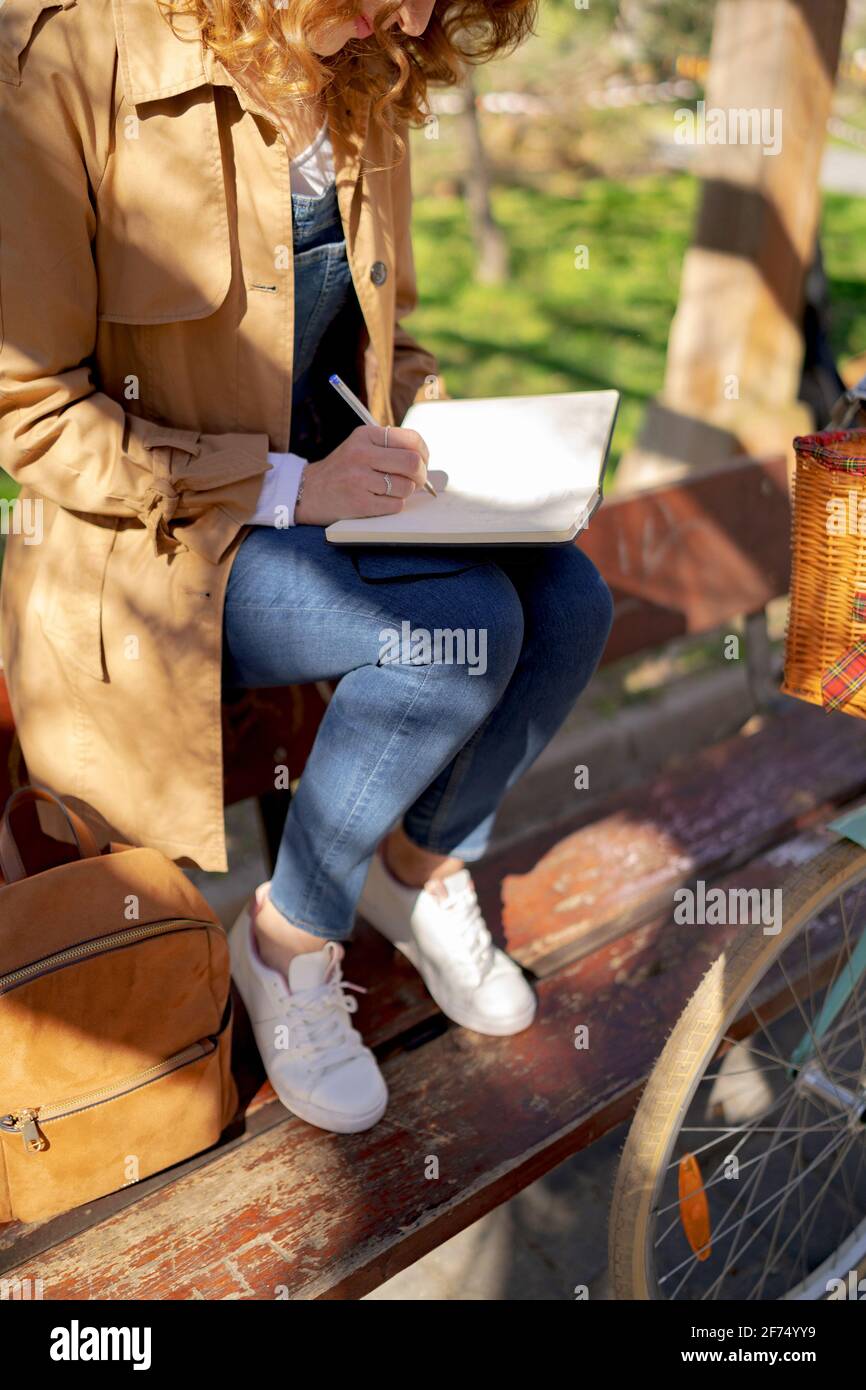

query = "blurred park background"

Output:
[[2, 0, 865, 504], [406, 0, 866, 474]]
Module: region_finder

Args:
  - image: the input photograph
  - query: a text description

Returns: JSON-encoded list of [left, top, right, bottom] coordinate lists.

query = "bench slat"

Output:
[[582, 455, 790, 666], [484, 701, 866, 975]]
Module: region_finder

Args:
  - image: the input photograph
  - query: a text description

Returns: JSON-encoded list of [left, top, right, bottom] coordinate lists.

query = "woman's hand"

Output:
[[294, 425, 430, 526]]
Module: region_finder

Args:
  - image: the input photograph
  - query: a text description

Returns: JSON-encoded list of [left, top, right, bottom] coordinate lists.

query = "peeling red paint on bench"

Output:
[[487, 702, 866, 974]]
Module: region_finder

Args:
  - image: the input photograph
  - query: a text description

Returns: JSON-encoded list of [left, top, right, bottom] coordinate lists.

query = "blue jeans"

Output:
[[222, 530, 613, 939], [288, 181, 360, 461]]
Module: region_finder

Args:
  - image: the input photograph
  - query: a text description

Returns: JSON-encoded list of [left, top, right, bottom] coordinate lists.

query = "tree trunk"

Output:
[[460, 72, 509, 285], [617, 0, 848, 492]]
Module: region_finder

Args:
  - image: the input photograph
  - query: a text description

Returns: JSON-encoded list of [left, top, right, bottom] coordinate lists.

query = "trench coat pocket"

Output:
[[96, 97, 232, 324], [37, 511, 119, 681]]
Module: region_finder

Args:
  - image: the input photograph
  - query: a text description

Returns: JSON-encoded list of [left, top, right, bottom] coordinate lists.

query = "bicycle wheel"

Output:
[[610, 837, 866, 1300]]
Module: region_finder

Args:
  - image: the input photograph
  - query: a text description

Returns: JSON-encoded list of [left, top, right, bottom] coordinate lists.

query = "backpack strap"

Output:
[[0, 785, 100, 884]]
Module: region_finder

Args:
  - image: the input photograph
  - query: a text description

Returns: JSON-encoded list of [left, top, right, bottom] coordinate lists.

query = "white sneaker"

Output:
[[229, 885, 388, 1134], [358, 854, 537, 1036]]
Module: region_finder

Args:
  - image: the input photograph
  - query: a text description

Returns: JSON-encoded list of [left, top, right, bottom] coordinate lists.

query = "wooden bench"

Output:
[[7, 453, 864, 1300]]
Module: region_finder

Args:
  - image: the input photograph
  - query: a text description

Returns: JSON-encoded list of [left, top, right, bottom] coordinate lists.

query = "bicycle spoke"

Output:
[[677, 1124, 841, 1134], [836, 894, 866, 1064], [705, 1084, 817, 1300], [654, 1116, 831, 1221], [697, 1062, 800, 1083], [695, 1125, 853, 1300], [749, 1100, 807, 1301], [720, 1035, 797, 1073], [662, 1114, 848, 1296], [653, 1091, 807, 1245], [661, 1088, 805, 1292], [737, 1128, 862, 1300], [653, 1113, 846, 1258]]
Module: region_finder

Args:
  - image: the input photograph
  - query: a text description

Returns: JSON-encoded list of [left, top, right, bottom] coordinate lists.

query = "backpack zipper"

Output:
[[0, 1037, 218, 1153], [0, 917, 219, 995]]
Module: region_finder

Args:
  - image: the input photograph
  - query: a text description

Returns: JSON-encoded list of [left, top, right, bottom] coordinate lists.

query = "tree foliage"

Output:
[[614, 0, 716, 67], [539, 0, 716, 75]]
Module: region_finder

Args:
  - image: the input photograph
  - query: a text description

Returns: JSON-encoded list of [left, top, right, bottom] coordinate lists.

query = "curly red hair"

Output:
[[155, 0, 537, 142]]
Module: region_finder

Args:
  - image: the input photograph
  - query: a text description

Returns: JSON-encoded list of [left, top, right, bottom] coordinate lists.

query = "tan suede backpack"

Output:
[[0, 785, 238, 1224]]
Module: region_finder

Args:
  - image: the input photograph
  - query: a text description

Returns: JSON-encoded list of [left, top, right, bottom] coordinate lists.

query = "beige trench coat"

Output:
[[0, 0, 443, 871]]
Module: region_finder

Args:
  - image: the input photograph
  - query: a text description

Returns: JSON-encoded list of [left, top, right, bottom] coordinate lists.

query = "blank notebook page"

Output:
[[325, 390, 619, 545]]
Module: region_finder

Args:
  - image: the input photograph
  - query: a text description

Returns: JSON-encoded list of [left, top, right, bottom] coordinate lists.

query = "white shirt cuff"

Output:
[[248, 452, 308, 527]]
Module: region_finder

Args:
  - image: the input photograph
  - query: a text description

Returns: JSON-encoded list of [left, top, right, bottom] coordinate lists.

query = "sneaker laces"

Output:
[[434, 876, 495, 982], [286, 946, 370, 1077]]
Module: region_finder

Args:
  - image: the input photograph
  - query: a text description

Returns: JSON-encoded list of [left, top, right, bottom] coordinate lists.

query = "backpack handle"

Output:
[[0, 785, 100, 884]]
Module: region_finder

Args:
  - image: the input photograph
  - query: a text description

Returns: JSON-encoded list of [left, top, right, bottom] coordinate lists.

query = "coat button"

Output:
[[370, 260, 388, 286]]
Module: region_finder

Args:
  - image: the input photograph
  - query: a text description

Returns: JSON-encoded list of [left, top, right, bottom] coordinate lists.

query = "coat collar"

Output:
[[111, 0, 370, 184], [112, 0, 209, 105]]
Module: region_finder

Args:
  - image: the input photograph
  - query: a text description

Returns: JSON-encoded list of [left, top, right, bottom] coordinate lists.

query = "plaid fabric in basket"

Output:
[[795, 430, 866, 475], [822, 642, 866, 711]]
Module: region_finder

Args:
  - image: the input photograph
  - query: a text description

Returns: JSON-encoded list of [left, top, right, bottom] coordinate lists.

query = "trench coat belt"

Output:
[[113, 448, 272, 559]]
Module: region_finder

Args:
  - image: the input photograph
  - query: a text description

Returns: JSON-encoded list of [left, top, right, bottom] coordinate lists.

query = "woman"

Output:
[[0, 0, 613, 1133]]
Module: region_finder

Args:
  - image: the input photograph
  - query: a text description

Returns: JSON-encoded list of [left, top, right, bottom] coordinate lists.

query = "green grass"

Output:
[[0, 472, 14, 568], [819, 189, 866, 365], [409, 172, 701, 471], [408, 172, 866, 473]]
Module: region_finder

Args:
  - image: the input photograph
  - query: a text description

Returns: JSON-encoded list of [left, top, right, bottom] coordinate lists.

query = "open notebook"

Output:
[[325, 390, 620, 546]]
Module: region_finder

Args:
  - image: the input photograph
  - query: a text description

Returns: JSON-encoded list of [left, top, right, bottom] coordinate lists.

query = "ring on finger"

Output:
[[383, 426, 390, 449], [382, 472, 393, 496]]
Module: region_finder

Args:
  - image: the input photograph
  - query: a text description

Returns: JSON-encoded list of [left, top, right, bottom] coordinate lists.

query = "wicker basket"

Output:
[[783, 429, 866, 719]]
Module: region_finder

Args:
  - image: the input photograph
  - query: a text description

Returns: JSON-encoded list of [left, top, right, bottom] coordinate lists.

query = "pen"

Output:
[[328, 373, 437, 497]]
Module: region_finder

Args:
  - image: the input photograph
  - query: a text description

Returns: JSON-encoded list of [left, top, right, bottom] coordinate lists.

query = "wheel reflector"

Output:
[[678, 1153, 711, 1260]]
